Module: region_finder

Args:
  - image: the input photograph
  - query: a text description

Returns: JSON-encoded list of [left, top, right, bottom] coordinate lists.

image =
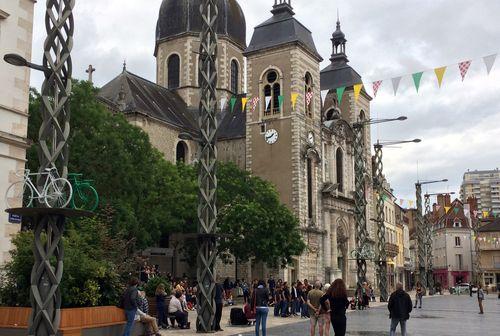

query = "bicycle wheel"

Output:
[[45, 178, 73, 208], [73, 184, 98, 211], [5, 181, 34, 208]]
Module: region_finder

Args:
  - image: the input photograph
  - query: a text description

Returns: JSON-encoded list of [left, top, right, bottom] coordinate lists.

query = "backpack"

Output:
[[230, 307, 248, 325]]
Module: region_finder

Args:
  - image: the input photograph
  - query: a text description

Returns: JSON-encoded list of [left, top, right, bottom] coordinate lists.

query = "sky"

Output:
[[28, 0, 500, 204]]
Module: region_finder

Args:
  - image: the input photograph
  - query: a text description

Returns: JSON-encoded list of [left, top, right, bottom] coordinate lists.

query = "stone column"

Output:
[[331, 212, 341, 281], [324, 210, 332, 280]]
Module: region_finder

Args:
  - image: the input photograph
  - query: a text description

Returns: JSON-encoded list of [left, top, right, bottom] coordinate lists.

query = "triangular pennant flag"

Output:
[[445, 206, 451, 213], [464, 204, 470, 211], [412, 72, 424, 92], [230, 97, 237, 112], [220, 97, 228, 111], [320, 90, 328, 106], [399, 199, 404, 206], [464, 209, 470, 217], [409, 200, 414, 207], [436, 205, 442, 211], [483, 211, 489, 218], [453, 208, 459, 215], [483, 54, 497, 75], [291, 93, 299, 109], [354, 83, 363, 102], [306, 91, 314, 106], [265, 96, 272, 110], [391, 77, 402, 96], [458, 61, 472, 81], [434, 66, 447, 88], [250, 97, 260, 113], [241, 97, 248, 111], [372, 80, 382, 97], [382, 194, 389, 201], [278, 95, 284, 109], [336, 86, 346, 105]]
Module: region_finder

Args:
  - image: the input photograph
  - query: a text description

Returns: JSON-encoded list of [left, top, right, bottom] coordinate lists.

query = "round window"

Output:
[[267, 71, 278, 83]]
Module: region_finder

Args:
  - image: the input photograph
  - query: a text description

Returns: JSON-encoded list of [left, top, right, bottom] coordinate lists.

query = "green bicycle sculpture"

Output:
[[68, 173, 99, 212]]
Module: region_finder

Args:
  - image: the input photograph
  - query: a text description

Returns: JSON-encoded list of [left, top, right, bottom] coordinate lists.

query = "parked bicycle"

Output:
[[5, 167, 73, 208], [68, 173, 99, 212]]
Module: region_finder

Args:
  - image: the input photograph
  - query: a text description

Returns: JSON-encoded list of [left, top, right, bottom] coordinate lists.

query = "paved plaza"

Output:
[[161, 294, 499, 336]]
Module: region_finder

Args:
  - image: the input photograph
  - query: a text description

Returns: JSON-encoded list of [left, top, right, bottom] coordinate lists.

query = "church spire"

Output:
[[330, 14, 348, 64]]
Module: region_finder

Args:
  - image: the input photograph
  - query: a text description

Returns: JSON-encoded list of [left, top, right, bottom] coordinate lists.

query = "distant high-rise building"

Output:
[[460, 169, 500, 215]]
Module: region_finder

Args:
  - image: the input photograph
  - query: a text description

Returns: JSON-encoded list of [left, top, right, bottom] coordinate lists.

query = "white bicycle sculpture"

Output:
[[5, 167, 73, 208]]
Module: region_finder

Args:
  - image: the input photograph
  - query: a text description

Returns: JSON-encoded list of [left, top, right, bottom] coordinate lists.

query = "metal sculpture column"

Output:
[[353, 124, 368, 288], [373, 143, 388, 302], [196, 0, 219, 332], [415, 182, 427, 288], [424, 194, 434, 294]]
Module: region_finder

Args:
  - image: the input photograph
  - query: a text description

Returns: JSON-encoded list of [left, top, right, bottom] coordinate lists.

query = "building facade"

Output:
[[477, 218, 500, 291], [0, 0, 35, 265], [461, 169, 500, 215], [98, 0, 376, 288]]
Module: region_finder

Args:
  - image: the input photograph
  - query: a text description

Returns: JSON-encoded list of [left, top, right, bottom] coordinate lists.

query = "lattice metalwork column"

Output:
[[471, 211, 482, 286], [353, 124, 368, 287], [415, 183, 427, 288], [196, 0, 219, 332], [374, 144, 388, 302], [424, 194, 434, 294]]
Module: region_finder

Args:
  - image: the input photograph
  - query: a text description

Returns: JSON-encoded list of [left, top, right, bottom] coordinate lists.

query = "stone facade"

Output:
[[0, 0, 35, 265]]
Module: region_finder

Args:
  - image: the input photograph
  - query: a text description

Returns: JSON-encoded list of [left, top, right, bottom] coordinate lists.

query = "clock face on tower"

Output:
[[307, 131, 315, 146], [265, 129, 279, 145]]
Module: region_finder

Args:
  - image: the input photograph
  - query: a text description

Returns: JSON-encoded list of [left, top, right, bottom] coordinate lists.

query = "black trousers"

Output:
[[331, 315, 346, 336], [174, 311, 188, 327], [213, 303, 223, 330]]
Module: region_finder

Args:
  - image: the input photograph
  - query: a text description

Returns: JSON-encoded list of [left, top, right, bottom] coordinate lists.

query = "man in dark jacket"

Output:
[[388, 282, 413, 336], [213, 281, 224, 332], [122, 277, 139, 336]]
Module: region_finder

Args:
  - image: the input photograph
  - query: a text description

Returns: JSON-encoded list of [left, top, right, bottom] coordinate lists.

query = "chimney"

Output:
[[467, 196, 478, 213], [437, 194, 446, 207], [444, 194, 451, 206]]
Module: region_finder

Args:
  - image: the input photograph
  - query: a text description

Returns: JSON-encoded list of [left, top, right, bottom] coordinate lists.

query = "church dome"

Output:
[[156, 0, 247, 49]]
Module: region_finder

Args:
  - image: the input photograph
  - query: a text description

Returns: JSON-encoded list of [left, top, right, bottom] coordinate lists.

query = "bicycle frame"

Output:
[[21, 168, 60, 200]]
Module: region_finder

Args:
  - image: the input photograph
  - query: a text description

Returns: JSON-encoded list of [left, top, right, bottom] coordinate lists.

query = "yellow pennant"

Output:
[[434, 66, 447, 88], [291, 93, 299, 109], [354, 83, 363, 102], [241, 97, 248, 111], [483, 211, 489, 218], [445, 206, 451, 213]]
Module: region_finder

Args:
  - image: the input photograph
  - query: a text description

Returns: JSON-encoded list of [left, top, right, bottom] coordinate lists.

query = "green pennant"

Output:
[[278, 95, 284, 109], [412, 72, 424, 92], [382, 195, 389, 201], [453, 208, 459, 215], [336, 86, 346, 105], [230, 97, 237, 112]]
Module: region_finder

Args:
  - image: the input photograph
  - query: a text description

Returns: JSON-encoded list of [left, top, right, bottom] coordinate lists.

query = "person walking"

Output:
[[282, 282, 291, 317], [213, 281, 224, 331], [320, 279, 350, 336], [253, 280, 270, 336], [291, 282, 299, 316], [477, 284, 485, 314], [414, 281, 423, 309], [307, 280, 326, 336], [388, 283, 413, 336], [155, 284, 169, 329], [122, 277, 139, 336]]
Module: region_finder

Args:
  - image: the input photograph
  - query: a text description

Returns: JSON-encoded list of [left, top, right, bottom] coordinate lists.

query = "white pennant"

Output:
[[265, 96, 272, 109], [320, 90, 329, 106], [391, 76, 402, 96], [220, 97, 228, 111], [483, 54, 497, 74]]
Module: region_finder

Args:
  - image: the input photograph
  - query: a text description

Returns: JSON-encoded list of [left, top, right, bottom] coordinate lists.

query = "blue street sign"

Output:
[[8, 213, 22, 224]]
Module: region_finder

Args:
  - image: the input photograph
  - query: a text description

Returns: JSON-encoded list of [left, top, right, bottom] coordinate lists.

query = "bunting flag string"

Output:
[[372, 80, 382, 97], [265, 96, 272, 110], [306, 91, 314, 106], [241, 97, 248, 111], [445, 206, 451, 213], [391, 77, 402, 96], [250, 97, 260, 113], [458, 60, 472, 81], [220, 97, 228, 111], [354, 83, 363, 102], [320, 90, 328, 106], [278, 95, 284, 109], [434, 66, 447, 88], [291, 93, 299, 110], [412, 72, 424, 92], [483, 54, 497, 74], [336, 86, 346, 105], [230, 97, 237, 112]]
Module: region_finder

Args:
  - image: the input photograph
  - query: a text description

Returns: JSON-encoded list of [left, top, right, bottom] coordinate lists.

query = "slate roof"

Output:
[[244, 4, 322, 61], [156, 0, 247, 54], [478, 218, 500, 232], [320, 61, 363, 91], [98, 70, 246, 140]]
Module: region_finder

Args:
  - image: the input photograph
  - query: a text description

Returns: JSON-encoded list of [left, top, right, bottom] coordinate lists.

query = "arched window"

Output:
[[305, 72, 313, 118], [230, 60, 239, 94], [262, 69, 281, 117], [176, 141, 187, 162], [167, 54, 180, 89], [336, 148, 344, 192]]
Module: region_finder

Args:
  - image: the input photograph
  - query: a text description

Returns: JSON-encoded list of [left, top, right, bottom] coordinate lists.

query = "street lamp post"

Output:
[[424, 191, 455, 295], [196, 0, 219, 332], [374, 139, 420, 302], [3, 1, 79, 335], [352, 116, 406, 292], [415, 179, 448, 292]]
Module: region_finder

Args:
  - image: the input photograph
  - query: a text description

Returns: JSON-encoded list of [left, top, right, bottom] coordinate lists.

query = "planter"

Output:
[[0, 306, 143, 336]]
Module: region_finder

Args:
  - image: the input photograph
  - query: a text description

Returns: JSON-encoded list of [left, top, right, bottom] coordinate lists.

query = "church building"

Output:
[[98, 0, 376, 288]]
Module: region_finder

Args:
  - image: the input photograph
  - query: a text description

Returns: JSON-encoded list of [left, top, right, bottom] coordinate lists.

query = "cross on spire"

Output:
[[85, 64, 96, 84], [122, 59, 127, 72]]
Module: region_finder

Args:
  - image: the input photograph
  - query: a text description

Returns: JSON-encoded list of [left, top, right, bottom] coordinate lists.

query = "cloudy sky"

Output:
[[29, 0, 500, 203]]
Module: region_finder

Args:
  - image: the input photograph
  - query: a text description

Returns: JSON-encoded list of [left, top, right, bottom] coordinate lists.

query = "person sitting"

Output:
[[137, 290, 161, 336], [168, 291, 189, 329]]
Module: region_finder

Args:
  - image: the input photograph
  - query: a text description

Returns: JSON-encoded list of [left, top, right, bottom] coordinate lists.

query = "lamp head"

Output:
[[413, 139, 422, 143], [3, 53, 28, 67], [397, 116, 408, 121]]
